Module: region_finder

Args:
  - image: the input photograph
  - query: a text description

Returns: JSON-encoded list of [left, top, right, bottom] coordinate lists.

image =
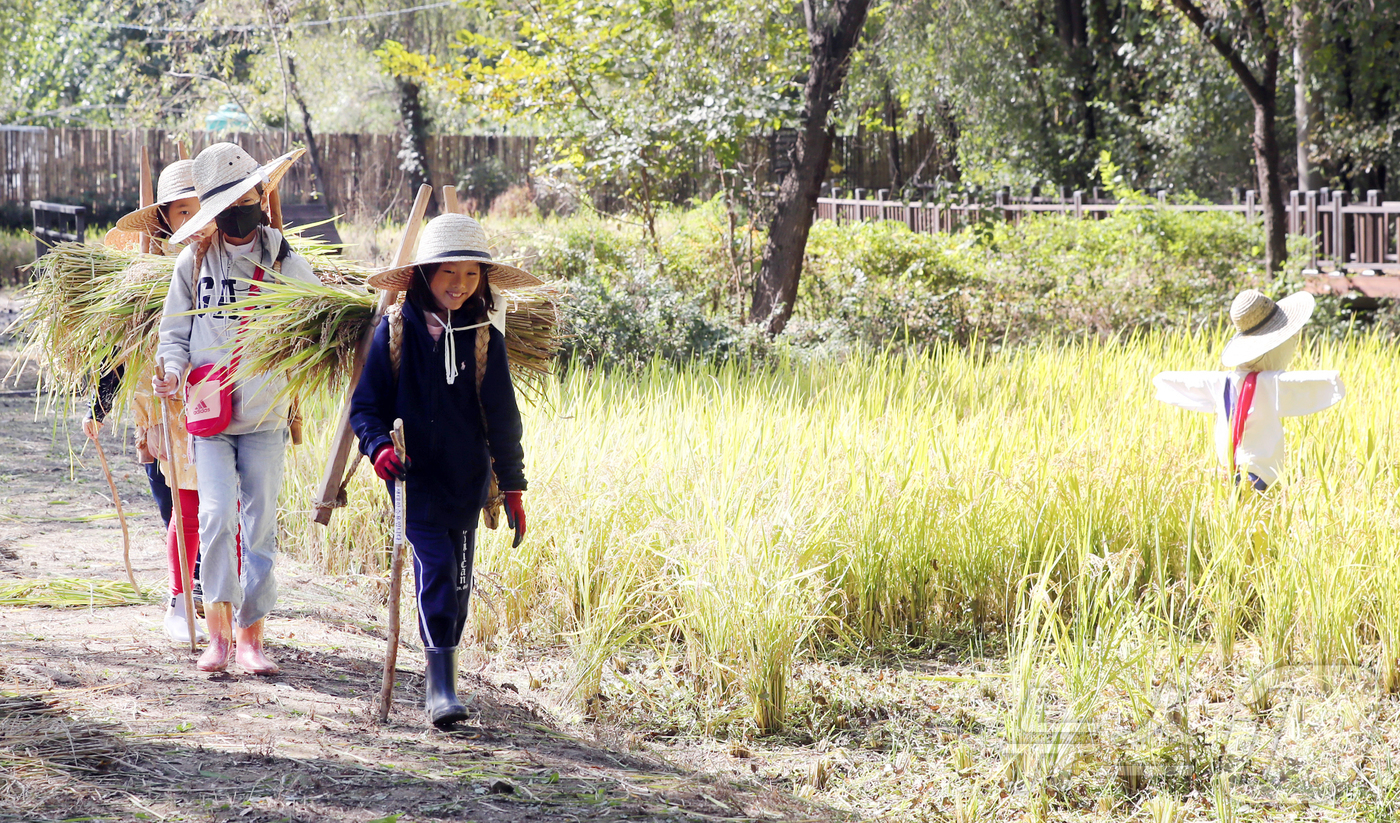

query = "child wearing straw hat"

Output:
[[1154, 289, 1345, 489], [349, 213, 534, 728], [84, 158, 212, 643], [153, 142, 315, 674]]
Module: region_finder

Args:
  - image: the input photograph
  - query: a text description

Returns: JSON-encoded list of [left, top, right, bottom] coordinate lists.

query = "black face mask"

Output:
[[215, 202, 264, 238]]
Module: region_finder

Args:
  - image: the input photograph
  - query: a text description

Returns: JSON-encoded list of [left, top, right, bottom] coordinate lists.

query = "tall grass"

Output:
[[278, 328, 1400, 733]]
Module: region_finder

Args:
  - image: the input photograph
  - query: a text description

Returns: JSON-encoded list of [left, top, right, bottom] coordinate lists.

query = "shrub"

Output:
[[497, 206, 1371, 369], [457, 157, 512, 211], [489, 184, 539, 221]]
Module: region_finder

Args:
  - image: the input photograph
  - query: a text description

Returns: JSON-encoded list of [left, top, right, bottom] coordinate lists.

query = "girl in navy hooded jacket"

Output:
[[349, 213, 530, 729]]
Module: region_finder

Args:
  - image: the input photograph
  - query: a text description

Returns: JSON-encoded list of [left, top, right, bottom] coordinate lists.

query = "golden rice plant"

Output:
[[268, 327, 1400, 737]]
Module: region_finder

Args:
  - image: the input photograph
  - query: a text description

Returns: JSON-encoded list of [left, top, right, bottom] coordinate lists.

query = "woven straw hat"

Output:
[[366, 213, 542, 292], [1220, 289, 1316, 368], [103, 227, 143, 251], [114, 160, 198, 236], [169, 143, 305, 245]]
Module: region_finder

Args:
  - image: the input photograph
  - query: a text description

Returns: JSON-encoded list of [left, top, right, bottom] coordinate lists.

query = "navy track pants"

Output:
[[406, 520, 477, 648]]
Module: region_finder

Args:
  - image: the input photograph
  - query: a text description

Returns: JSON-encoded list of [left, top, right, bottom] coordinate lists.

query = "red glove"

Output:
[[372, 443, 408, 481], [504, 491, 527, 542]]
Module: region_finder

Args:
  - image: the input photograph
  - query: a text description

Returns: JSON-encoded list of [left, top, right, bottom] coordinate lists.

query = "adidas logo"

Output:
[[191, 399, 211, 416]]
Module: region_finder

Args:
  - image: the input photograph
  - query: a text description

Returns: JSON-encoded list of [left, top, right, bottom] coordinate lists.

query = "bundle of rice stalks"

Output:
[[14, 232, 565, 411], [0, 693, 126, 773], [0, 578, 153, 608], [224, 279, 567, 402], [10, 231, 368, 412]]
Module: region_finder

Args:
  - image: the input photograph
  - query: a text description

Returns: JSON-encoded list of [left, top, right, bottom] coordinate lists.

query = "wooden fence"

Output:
[[817, 186, 1400, 276], [0, 128, 537, 221], [3, 126, 960, 224]]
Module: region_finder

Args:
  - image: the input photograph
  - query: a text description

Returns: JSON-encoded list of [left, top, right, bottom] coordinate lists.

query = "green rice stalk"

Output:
[[0, 578, 151, 608]]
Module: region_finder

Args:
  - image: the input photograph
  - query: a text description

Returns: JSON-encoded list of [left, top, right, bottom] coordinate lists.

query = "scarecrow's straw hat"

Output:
[[169, 143, 304, 245], [367, 213, 542, 292], [114, 160, 197, 236], [1220, 289, 1315, 368]]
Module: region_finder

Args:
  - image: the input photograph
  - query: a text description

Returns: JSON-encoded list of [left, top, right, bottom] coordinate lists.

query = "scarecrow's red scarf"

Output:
[[1224, 372, 1259, 476]]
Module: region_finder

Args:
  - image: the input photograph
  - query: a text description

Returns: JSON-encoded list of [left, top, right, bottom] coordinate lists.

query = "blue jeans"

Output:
[[144, 461, 172, 529], [193, 428, 288, 628]]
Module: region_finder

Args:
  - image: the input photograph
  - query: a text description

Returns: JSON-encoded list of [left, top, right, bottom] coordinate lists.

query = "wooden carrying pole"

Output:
[[138, 146, 154, 255], [267, 187, 284, 232], [442, 185, 461, 216], [377, 419, 408, 722], [157, 358, 199, 653], [312, 184, 433, 525]]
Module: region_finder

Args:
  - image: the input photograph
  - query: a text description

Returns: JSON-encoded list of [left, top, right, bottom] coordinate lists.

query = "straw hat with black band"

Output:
[[1220, 289, 1316, 369], [169, 143, 305, 246], [367, 213, 542, 293], [114, 160, 198, 237]]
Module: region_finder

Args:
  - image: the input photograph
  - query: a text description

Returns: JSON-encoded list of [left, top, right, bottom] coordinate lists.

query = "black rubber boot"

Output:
[[424, 646, 467, 729]]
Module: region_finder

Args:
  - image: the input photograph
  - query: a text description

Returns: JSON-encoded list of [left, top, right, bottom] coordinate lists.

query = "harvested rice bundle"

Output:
[[11, 232, 368, 411], [224, 278, 567, 402], [0, 577, 151, 608]]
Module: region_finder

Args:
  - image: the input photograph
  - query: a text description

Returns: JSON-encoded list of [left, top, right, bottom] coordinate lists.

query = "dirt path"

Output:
[[0, 352, 841, 823]]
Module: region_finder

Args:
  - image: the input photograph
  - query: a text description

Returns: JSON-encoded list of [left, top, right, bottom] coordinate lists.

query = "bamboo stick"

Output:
[[157, 357, 198, 653], [377, 418, 407, 723], [312, 183, 432, 525], [90, 428, 138, 595]]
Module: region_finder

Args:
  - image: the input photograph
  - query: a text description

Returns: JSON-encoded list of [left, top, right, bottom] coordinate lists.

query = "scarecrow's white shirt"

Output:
[[1153, 370, 1344, 484]]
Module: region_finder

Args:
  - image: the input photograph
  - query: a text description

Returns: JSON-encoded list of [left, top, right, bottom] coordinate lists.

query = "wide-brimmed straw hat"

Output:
[[114, 160, 197, 236], [1220, 289, 1315, 368], [169, 143, 304, 245], [366, 213, 542, 292]]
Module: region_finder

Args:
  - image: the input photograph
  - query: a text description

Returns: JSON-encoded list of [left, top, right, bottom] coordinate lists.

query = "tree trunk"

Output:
[[751, 0, 873, 334], [396, 78, 431, 204], [1293, 1, 1320, 190], [1056, 0, 1096, 176], [286, 56, 331, 212], [884, 83, 903, 189], [1253, 97, 1288, 274], [1168, 0, 1287, 276]]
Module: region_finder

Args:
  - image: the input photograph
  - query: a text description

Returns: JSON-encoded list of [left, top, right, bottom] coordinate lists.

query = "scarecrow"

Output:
[[1154, 289, 1345, 490]]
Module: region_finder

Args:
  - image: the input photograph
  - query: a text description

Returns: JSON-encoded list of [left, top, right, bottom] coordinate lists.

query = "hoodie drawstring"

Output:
[[433, 308, 489, 385]]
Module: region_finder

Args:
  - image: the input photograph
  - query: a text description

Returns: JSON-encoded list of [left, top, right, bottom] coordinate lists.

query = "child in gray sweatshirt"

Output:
[[154, 142, 316, 675]]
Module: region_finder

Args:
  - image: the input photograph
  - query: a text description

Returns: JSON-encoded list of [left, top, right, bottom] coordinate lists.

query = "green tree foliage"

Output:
[[378, 0, 807, 246]]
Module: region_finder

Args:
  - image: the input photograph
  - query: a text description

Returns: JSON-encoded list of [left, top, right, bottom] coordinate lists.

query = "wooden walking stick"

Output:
[[377, 419, 408, 722], [312, 184, 433, 525], [156, 358, 199, 653], [442, 185, 460, 215], [91, 427, 139, 595]]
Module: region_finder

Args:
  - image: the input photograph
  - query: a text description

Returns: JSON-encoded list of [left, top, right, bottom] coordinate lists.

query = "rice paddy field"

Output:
[[275, 327, 1400, 821]]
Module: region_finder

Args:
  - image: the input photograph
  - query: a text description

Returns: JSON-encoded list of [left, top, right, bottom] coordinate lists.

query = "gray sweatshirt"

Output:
[[157, 227, 318, 435]]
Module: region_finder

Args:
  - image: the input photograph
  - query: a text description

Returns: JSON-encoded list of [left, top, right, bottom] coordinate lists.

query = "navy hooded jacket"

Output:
[[349, 297, 527, 530]]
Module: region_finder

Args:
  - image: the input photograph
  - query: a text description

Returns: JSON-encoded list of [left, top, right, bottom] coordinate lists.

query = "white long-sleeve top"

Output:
[[1153, 370, 1345, 485]]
